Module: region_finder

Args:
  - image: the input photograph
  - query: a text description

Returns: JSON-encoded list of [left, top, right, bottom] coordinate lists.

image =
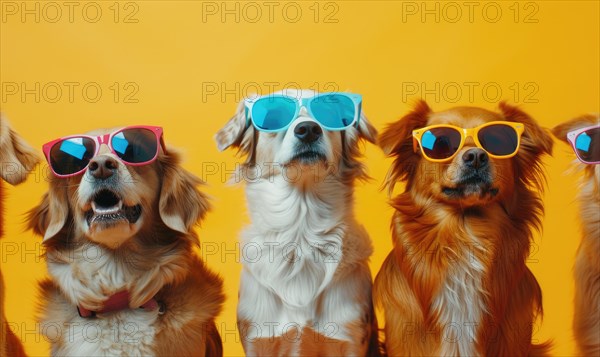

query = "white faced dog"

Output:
[[216, 89, 381, 356]]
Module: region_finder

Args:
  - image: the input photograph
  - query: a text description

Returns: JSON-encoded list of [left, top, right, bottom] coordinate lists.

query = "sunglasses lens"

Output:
[[477, 124, 519, 156], [574, 127, 600, 163], [251, 96, 297, 131], [49, 137, 96, 175], [309, 94, 356, 129], [421, 127, 462, 160], [111, 128, 158, 164]]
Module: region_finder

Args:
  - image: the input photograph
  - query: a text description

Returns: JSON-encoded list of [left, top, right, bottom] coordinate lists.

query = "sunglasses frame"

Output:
[[412, 121, 525, 163], [43, 125, 166, 178], [566, 123, 600, 164], [244, 92, 362, 133]]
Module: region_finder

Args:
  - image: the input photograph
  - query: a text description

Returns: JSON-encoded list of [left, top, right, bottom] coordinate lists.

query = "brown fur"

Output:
[[0, 114, 38, 357], [374, 101, 553, 356], [237, 319, 380, 357], [552, 114, 600, 356], [27, 131, 224, 356]]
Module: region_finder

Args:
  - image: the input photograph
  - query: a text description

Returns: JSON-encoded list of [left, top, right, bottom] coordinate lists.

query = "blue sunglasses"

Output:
[[244, 92, 362, 132]]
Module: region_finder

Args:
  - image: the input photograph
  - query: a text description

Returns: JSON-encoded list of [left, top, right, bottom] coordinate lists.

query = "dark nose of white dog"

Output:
[[294, 122, 323, 143]]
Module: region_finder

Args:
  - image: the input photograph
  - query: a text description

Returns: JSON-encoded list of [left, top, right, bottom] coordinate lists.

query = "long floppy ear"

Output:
[[552, 114, 599, 144], [27, 178, 70, 241], [0, 113, 40, 185], [357, 111, 377, 144], [158, 149, 210, 235], [215, 100, 248, 151], [378, 100, 432, 194], [498, 102, 553, 192], [341, 110, 378, 181]]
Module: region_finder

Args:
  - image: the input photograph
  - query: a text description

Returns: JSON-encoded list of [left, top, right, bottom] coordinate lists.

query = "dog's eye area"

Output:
[[93, 190, 121, 208]]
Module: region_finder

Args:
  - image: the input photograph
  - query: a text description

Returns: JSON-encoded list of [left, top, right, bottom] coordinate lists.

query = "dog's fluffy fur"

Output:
[[27, 128, 224, 356], [216, 89, 380, 356], [0, 114, 39, 357], [552, 114, 600, 356], [374, 101, 553, 356]]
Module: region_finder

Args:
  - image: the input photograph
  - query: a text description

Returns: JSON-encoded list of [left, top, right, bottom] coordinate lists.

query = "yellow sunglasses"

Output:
[[412, 121, 525, 163]]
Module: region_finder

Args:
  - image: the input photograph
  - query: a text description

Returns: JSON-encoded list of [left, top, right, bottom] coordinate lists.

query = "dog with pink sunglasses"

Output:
[[553, 115, 600, 356], [28, 125, 224, 356]]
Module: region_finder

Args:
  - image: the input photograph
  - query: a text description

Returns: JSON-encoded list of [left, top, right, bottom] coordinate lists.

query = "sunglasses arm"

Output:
[[160, 135, 168, 155]]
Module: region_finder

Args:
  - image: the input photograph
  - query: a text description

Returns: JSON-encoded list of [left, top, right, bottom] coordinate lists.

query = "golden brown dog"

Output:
[[374, 101, 553, 356], [27, 127, 224, 356], [0, 114, 38, 357], [552, 114, 600, 356]]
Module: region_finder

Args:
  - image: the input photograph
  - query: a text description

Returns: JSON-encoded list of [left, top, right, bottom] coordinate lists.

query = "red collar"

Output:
[[77, 290, 162, 318]]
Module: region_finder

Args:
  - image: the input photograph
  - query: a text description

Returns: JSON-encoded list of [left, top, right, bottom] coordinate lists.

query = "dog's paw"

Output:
[[66, 280, 107, 311], [75, 291, 107, 311], [127, 260, 188, 308], [128, 279, 162, 308]]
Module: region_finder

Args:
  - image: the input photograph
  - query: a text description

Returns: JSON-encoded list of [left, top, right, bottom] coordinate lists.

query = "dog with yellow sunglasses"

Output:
[[374, 101, 553, 356]]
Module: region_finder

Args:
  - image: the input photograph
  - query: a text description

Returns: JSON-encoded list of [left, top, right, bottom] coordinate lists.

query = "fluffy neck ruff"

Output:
[[391, 186, 542, 352], [242, 174, 355, 308], [43, 219, 195, 310], [579, 167, 600, 245]]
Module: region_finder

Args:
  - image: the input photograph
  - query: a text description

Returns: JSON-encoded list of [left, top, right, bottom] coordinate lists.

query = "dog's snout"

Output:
[[89, 156, 118, 180], [294, 122, 323, 143], [462, 148, 489, 169]]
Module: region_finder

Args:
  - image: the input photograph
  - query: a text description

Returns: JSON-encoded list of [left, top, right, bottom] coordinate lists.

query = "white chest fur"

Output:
[[430, 230, 487, 356], [237, 176, 365, 341], [45, 245, 162, 356], [44, 306, 160, 356], [242, 177, 346, 308]]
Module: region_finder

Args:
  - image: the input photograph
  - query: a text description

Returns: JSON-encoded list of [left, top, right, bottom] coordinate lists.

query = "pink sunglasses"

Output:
[[43, 125, 166, 178], [566, 124, 600, 164]]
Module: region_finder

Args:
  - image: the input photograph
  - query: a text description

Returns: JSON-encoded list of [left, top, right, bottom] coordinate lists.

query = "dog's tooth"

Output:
[[91, 200, 122, 214]]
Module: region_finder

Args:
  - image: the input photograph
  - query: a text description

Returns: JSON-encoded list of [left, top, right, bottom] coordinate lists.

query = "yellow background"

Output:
[[1, 1, 599, 356]]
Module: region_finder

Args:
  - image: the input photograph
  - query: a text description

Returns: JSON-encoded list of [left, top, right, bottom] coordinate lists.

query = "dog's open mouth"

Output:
[[85, 189, 142, 226], [289, 150, 327, 165]]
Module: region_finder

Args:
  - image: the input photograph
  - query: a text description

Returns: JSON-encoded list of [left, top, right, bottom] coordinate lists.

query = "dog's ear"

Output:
[[0, 113, 40, 185], [357, 111, 377, 144], [379, 100, 431, 194], [340, 110, 378, 181], [215, 101, 248, 151], [551, 114, 599, 144], [158, 149, 210, 234], [27, 179, 70, 241]]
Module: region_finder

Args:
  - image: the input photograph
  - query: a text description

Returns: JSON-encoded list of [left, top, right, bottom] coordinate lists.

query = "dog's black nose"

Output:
[[294, 122, 323, 143], [462, 148, 489, 169], [88, 156, 118, 179]]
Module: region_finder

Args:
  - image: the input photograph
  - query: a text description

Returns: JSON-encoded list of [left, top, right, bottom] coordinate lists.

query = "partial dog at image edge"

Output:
[[216, 89, 382, 356], [374, 101, 553, 356], [0, 114, 39, 357], [552, 114, 600, 356], [27, 126, 224, 356]]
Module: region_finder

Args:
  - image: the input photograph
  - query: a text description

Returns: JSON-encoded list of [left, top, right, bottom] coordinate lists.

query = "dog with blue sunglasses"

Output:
[[216, 89, 381, 356]]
